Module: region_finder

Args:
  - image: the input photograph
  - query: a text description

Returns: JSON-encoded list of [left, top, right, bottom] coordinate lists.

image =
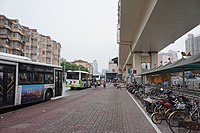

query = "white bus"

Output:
[[65, 70, 92, 89], [0, 52, 63, 109], [92, 74, 101, 86]]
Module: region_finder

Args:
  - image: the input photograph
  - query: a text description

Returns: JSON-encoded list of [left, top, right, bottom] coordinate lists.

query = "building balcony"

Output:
[[32, 51, 39, 54], [53, 52, 59, 55], [12, 49, 24, 56], [46, 56, 52, 59], [53, 57, 58, 60], [11, 28, 24, 36], [47, 44, 52, 48], [10, 36, 20, 41], [12, 46, 23, 52], [47, 49, 52, 51], [32, 43, 39, 47], [53, 61, 58, 65], [46, 54, 52, 57], [2, 25, 12, 31], [25, 50, 31, 54], [46, 51, 51, 54], [31, 50, 39, 55], [0, 43, 10, 49], [25, 42, 31, 46], [10, 37, 25, 45], [26, 31, 32, 36], [0, 34, 11, 39]]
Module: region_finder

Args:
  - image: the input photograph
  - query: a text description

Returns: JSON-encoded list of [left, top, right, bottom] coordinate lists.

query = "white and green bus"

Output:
[[0, 52, 63, 109], [65, 70, 92, 89]]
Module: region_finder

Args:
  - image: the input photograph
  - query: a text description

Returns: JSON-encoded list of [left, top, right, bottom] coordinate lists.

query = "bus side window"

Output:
[[33, 73, 44, 84], [19, 63, 32, 85], [33, 66, 44, 84], [45, 74, 54, 84], [19, 72, 31, 84]]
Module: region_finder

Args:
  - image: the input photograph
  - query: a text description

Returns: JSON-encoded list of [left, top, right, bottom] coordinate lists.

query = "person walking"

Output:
[[103, 80, 106, 88], [94, 80, 97, 88]]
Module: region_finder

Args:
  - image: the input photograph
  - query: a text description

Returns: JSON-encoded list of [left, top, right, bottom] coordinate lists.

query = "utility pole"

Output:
[[63, 62, 66, 81]]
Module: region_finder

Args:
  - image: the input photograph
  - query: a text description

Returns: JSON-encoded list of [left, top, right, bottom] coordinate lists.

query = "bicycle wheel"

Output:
[[168, 111, 191, 133], [165, 108, 173, 124], [151, 112, 162, 124]]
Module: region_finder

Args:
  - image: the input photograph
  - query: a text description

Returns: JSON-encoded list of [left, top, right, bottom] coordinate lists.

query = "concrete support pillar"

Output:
[[132, 52, 158, 74], [150, 52, 158, 69], [125, 65, 132, 83], [132, 53, 142, 75], [122, 70, 126, 81]]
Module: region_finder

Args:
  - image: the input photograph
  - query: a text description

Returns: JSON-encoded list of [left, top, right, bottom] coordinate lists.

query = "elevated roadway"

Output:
[[118, 0, 200, 77]]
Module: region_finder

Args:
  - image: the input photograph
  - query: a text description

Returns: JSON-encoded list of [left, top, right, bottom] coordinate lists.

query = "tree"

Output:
[[61, 61, 89, 72], [78, 65, 89, 72]]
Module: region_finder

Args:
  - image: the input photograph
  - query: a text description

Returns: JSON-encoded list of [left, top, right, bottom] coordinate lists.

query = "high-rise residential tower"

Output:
[[194, 35, 200, 55], [185, 34, 200, 56]]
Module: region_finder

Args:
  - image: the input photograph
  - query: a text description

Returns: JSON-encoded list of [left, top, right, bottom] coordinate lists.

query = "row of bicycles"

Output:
[[127, 83, 200, 133]]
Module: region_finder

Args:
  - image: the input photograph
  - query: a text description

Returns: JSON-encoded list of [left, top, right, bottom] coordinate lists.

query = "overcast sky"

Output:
[[1, 0, 200, 71], [0, 0, 118, 72], [160, 24, 200, 58]]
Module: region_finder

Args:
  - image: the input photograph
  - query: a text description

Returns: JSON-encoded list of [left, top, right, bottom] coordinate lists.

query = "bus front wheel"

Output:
[[45, 89, 52, 101]]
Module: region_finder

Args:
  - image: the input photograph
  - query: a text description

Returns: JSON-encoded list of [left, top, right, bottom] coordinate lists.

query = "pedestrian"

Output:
[[94, 79, 97, 88], [103, 80, 106, 88]]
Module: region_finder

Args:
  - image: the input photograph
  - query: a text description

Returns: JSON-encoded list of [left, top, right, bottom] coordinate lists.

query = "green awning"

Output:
[[139, 53, 200, 75]]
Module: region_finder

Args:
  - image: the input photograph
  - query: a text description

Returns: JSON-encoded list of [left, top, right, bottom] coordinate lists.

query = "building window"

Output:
[[0, 29, 7, 35], [0, 48, 9, 53], [25, 37, 30, 42], [12, 33, 17, 37], [3, 20, 8, 25], [14, 24, 18, 29], [42, 51, 45, 55], [26, 46, 31, 50], [42, 57, 45, 62]]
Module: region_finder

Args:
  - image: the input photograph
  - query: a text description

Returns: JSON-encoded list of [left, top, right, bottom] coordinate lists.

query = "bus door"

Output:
[[0, 65, 16, 107], [55, 70, 63, 96]]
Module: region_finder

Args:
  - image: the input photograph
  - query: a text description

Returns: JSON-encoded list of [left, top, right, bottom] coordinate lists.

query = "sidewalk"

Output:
[[0, 86, 158, 133]]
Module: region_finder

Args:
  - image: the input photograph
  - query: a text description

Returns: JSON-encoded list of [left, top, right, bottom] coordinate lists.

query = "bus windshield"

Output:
[[92, 75, 99, 79], [92, 74, 101, 85], [92, 74, 100, 80]]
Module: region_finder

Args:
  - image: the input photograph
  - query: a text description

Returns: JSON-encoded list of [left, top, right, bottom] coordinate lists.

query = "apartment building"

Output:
[[0, 15, 61, 65], [0, 15, 25, 56]]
